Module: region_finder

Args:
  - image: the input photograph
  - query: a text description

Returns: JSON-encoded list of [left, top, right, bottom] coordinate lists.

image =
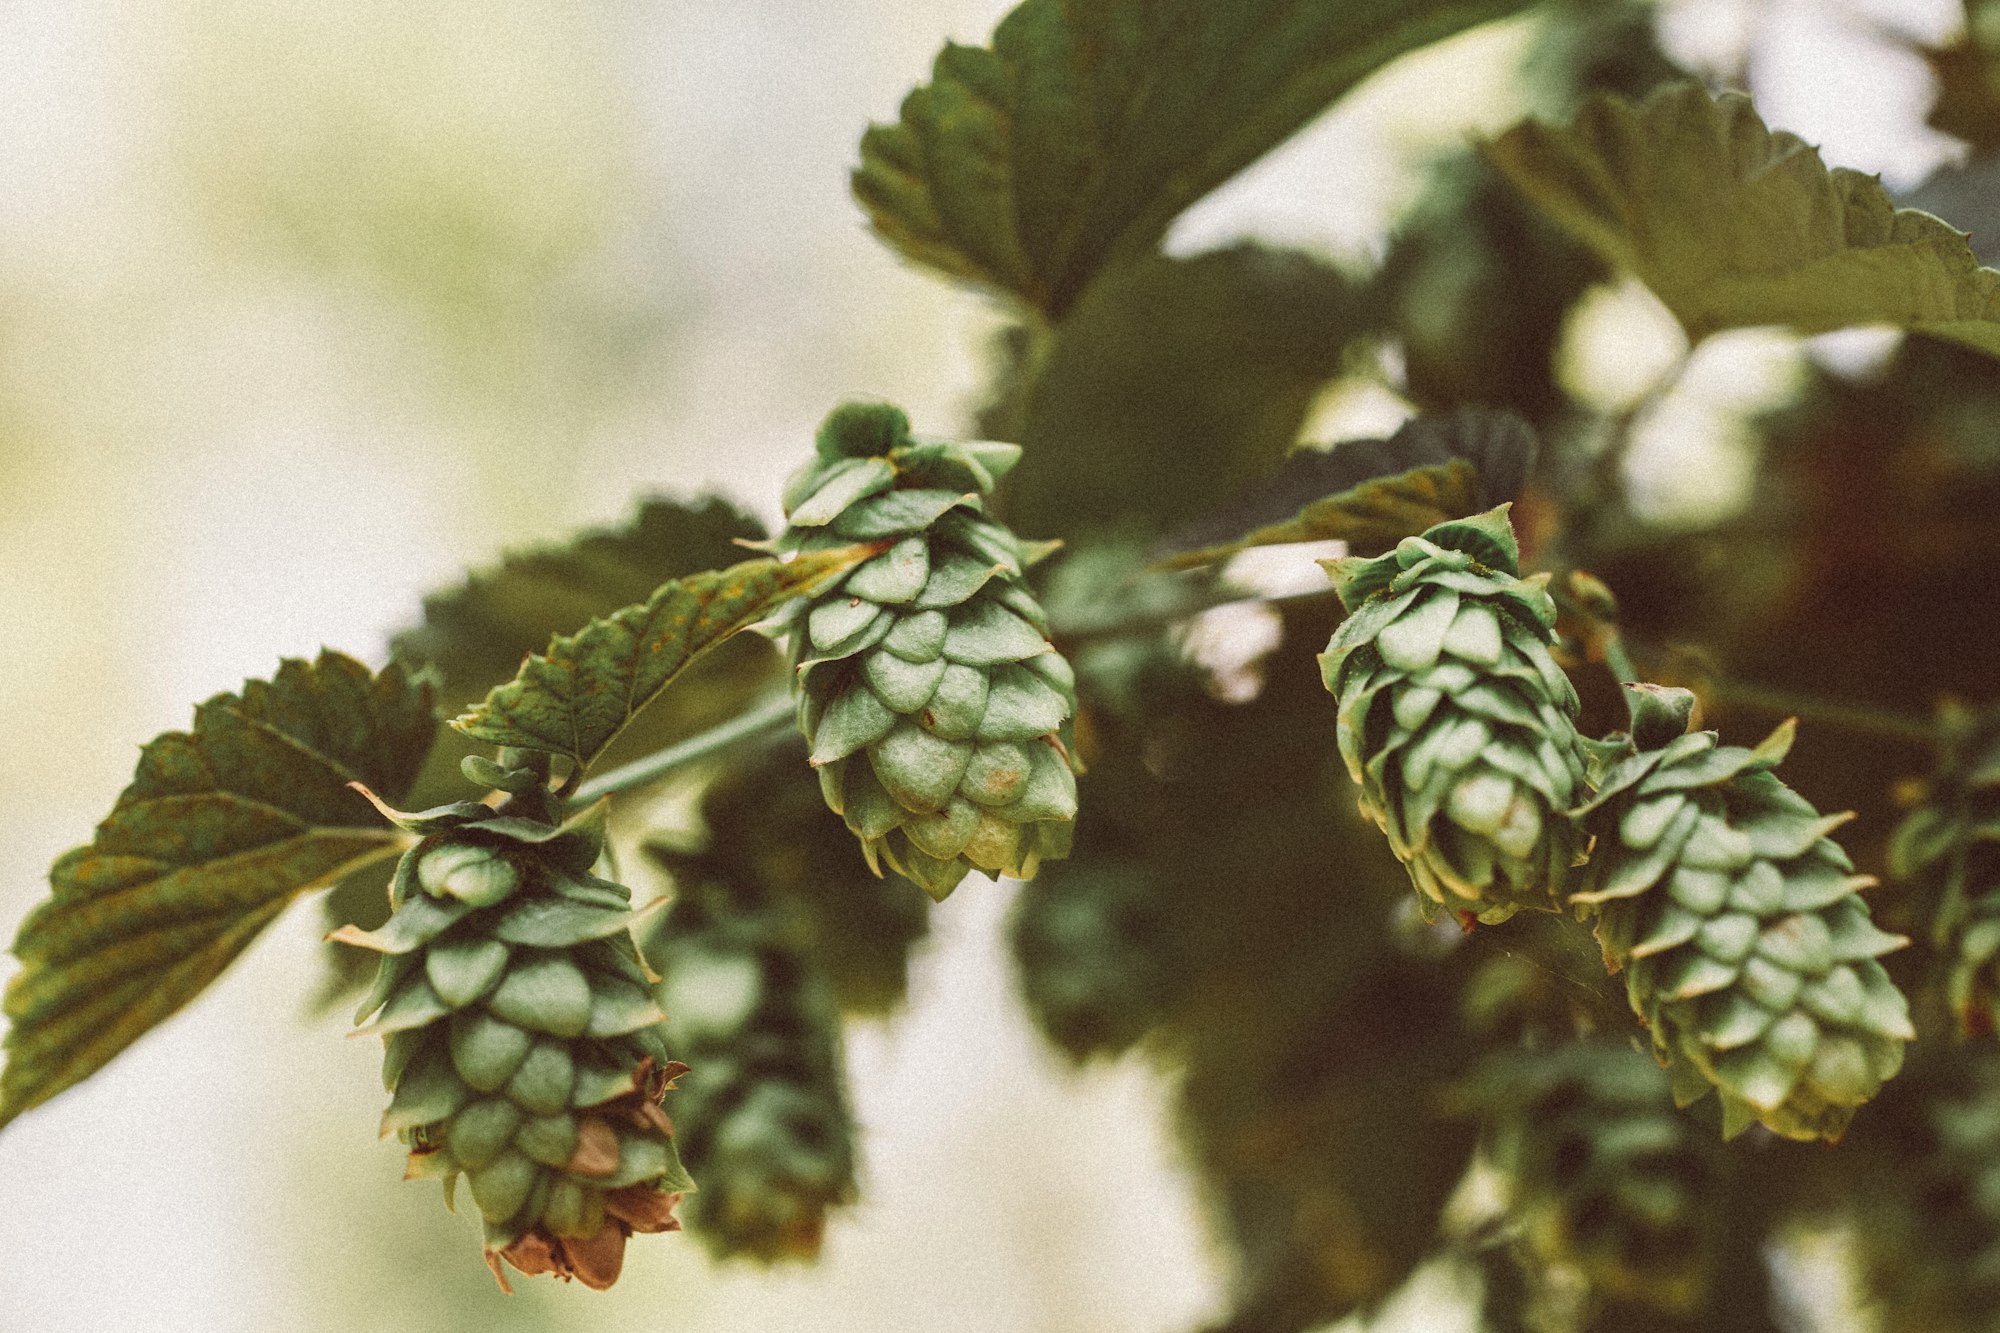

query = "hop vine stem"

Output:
[[568, 573, 1948, 814], [569, 691, 797, 805]]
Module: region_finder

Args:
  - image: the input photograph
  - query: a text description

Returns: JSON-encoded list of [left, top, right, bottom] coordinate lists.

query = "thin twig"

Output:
[[568, 692, 796, 806]]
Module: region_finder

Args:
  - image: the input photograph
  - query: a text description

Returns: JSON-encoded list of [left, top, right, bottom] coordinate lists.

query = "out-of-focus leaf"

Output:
[[395, 495, 769, 697], [1913, 3, 2000, 155], [1488, 83, 2000, 358], [854, 0, 1533, 315], [1157, 408, 1536, 568], [453, 547, 875, 772], [1846, 1048, 2000, 1333], [999, 245, 1358, 539], [1019, 609, 1479, 1327], [2, 651, 436, 1129], [1902, 153, 2000, 268], [1380, 153, 1609, 423]]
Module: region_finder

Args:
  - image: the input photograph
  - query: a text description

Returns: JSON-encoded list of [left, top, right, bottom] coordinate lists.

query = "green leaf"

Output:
[[854, 0, 1535, 315], [452, 548, 879, 771], [996, 245, 1358, 538], [1487, 83, 2000, 357], [309, 499, 781, 1013], [2, 651, 437, 1130], [394, 494, 768, 698], [1160, 459, 1478, 569], [1157, 408, 1535, 568]]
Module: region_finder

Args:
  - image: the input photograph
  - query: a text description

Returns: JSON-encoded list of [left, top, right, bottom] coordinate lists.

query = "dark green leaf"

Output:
[[1158, 408, 1535, 567], [1487, 83, 2000, 357], [855, 0, 1535, 315], [394, 494, 768, 697], [997, 245, 1358, 538], [452, 548, 878, 770], [2, 651, 436, 1129]]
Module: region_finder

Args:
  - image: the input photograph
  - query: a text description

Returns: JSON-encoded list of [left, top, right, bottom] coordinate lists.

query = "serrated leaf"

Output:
[[1487, 83, 2000, 357], [394, 494, 768, 695], [2, 651, 436, 1130], [1158, 408, 1536, 568], [855, 0, 1534, 315], [453, 548, 878, 771]]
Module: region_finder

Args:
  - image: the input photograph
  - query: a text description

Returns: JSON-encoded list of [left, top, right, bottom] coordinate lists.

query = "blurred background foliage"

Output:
[[5, 1, 2000, 1331]]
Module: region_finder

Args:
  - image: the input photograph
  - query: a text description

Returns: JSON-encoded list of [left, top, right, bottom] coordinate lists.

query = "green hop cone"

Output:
[[1472, 1042, 1721, 1314], [1573, 686, 1915, 1142], [337, 762, 693, 1291], [1888, 708, 2000, 1037], [780, 402, 1080, 900], [640, 863, 857, 1262], [1318, 504, 1587, 924]]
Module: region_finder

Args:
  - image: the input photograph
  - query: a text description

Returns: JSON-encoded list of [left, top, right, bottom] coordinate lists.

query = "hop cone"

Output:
[[337, 767, 691, 1290], [1318, 505, 1587, 924], [641, 864, 856, 1261], [1012, 859, 1170, 1062], [1473, 1043, 1720, 1314], [1573, 686, 1914, 1142], [1888, 709, 2000, 1036], [780, 402, 1080, 899]]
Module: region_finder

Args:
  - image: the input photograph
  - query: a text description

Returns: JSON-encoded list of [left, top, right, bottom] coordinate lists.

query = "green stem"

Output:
[[1600, 631, 1641, 687], [1705, 678, 1942, 746], [569, 692, 796, 806]]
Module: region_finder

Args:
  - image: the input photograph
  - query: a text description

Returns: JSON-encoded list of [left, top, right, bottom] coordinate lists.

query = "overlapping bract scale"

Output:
[[1319, 505, 1586, 923], [781, 403, 1080, 899], [1573, 688, 1914, 1142], [337, 781, 691, 1290]]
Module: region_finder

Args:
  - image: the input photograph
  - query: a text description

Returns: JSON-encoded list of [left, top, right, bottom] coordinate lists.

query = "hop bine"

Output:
[[335, 757, 692, 1291], [778, 403, 1080, 900], [1573, 685, 1914, 1141], [1318, 505, 1588, 924]]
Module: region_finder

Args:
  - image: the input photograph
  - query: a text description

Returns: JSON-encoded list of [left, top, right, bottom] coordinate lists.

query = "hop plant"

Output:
[[1573, 686, 1915, 1142], [1888, 709, 2000, 1036], [336, 759, 693, 1291], [779, 402, 1080, 899], [1472, 1042, 1721, 1314], [1318, 505, 1588, 924]]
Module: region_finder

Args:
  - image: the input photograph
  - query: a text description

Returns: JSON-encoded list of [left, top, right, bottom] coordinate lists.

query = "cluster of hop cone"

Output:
[[341, 405, 1913, 1290]]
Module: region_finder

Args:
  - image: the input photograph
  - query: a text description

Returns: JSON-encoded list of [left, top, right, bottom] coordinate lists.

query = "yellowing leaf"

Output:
[[855, 0, 1534, 316], [452, 548, 877, 771], [2, 652, 437, 1130], [1487, 83, 2000, 357]]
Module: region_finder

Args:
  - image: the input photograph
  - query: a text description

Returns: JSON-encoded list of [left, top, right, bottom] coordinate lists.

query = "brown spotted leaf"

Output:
[[2, 651, 437, 1129], [451, 548, 877, 772]]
